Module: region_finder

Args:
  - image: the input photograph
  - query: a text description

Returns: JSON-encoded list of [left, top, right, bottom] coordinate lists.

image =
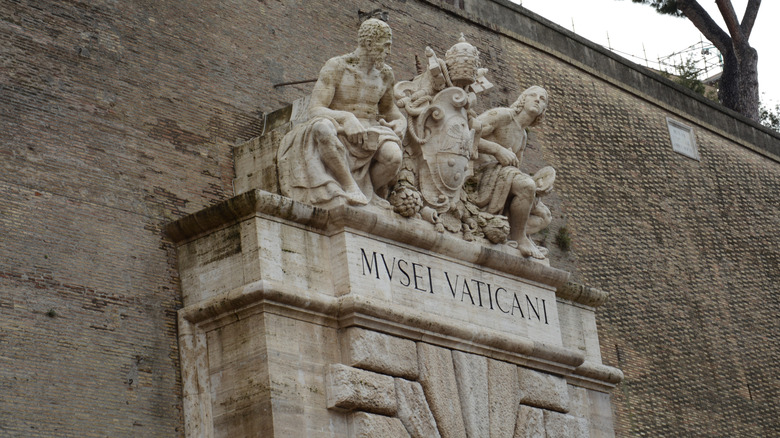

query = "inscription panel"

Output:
[[667, 117, 700, 160], [336, 232, 562, 346]]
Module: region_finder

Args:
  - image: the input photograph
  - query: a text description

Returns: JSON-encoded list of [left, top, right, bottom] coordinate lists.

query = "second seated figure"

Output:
[[468, 86, 555, 259]]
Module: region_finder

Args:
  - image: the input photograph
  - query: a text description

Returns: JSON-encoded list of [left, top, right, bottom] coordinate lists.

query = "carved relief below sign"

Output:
[[666, 117, 699, 160]]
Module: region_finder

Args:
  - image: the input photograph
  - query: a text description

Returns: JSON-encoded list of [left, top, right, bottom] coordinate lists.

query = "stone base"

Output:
[[168, 190, 622, 437]]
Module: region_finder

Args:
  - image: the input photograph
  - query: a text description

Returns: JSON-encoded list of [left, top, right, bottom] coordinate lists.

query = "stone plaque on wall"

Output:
[[667, 117, 700, 160]]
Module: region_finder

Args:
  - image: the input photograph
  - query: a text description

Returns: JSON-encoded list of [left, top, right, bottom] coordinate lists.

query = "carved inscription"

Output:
[[360, 248, 549, 324]]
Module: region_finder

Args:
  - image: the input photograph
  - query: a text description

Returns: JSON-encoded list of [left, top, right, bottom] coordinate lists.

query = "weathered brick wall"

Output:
[[1, 0, 778, 436]]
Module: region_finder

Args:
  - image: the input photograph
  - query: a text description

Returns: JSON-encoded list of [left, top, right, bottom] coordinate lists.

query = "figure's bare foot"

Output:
[[370, 196, 393, 210], [344, 186, 369, 205], [516, 236, 545, 259]]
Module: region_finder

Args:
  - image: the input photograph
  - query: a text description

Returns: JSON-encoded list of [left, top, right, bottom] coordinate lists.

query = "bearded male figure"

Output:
[[277, 18, 406, 207], [468, 86, 554, 259]]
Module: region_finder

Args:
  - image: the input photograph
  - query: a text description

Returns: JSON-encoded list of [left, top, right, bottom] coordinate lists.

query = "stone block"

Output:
[[488, 358, 520, 437], [350, 412, 410, 438], [514, 405, 545, 438], [567, 384, 588, 419], [517, 367, 569, 413], [584, 389, 617, 438], [395, 378, 441, 438], [417, 343, 467, 438], [556, 300, 603, 362], [452, 351, 489, 438], [544, 411, 590, 438], [341, 327, 419, 379], [326, 364, 397, 416]]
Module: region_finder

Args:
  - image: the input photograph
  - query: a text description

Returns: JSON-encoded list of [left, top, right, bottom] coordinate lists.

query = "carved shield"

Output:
[[416, 87, 476, 208]]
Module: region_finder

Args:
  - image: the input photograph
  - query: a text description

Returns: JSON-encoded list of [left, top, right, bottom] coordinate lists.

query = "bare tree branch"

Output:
[[715, 0, 745, 45], [676, 0, 731, 54], [740, 0, 761, 39], [631, 0, 762, 120]]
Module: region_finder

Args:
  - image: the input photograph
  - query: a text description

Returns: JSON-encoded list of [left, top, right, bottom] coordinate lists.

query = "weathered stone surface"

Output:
[[342, 232, 564, 346], [417, 343, 467, 438], [517, 367, 569, 413], [350, 412, 410, 438], [557, 300, 603, 362], [326, 364, 397, 416], [514, 405, 545, 438], [391, 36, 486, 234], [277, 18, 405, 208], [488, 359, 521, 438], [395, 378, 441, 438], [544, 411, 589, 438], [452, 351, 489, 438], [469, 86, 554, 259], [584, 389, 617, 438], [342, 327, 419, 380], [567, 385, 588, 419]]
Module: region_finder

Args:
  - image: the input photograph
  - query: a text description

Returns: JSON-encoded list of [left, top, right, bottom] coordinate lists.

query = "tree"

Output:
[[631, 0, 761, 121], [759, 102, 780, 131], [663, 56, 706, 96]]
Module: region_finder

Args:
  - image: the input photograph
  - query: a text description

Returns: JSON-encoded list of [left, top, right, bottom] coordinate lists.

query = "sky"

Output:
[[511, 0, 779, 107]]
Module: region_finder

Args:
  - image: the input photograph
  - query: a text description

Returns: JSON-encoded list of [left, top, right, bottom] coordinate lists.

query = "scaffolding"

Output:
[[607, 38, 723, 83]]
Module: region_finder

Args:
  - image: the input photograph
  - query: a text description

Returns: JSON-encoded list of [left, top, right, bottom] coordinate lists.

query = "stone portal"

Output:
[[167, 20, 622, 437], [167, 187, 621, 437]]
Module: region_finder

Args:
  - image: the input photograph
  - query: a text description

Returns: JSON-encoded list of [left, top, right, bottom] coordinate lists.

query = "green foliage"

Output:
[[555, 227, 571, 252], [630, 0, 683, 17], [759, 102, 780, 131], [663, 56, 706, 96]]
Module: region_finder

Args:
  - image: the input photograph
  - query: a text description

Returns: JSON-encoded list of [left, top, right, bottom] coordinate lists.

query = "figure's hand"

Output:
[[495, 147, 520, 167], [343, 116, 367, 147]]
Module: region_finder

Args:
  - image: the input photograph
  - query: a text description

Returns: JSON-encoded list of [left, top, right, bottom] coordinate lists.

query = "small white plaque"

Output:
[[666, 117, 699, 160]]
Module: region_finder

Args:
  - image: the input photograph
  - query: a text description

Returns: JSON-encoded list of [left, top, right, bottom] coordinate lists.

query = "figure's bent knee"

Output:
[[312, 119, 338, 142], [377, 141, 403, 167], [511, 174, 536, 196]]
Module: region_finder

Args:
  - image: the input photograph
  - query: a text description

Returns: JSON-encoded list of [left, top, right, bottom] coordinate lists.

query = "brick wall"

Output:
[[1, 0, 777, 436]]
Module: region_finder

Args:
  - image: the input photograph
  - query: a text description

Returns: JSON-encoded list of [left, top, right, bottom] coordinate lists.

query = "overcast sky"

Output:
[[512, 0, 779, 107]]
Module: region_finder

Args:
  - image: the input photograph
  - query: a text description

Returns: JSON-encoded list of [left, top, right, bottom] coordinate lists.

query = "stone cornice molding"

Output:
[[178, 279, 623, 391], [166, 189, 571, 289]]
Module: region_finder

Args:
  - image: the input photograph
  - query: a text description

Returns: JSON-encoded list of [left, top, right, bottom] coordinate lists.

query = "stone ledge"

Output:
[[337, 292, 582, 370], [570, 361, 625, 392], [556, 282, 609, 308], [177, 280, 622, 387], [166, 189, 571, 289], [165, 190, 329, 244]]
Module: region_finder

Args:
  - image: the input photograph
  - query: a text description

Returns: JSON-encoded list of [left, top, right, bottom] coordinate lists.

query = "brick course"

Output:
[[1, 0, 777, 436]]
